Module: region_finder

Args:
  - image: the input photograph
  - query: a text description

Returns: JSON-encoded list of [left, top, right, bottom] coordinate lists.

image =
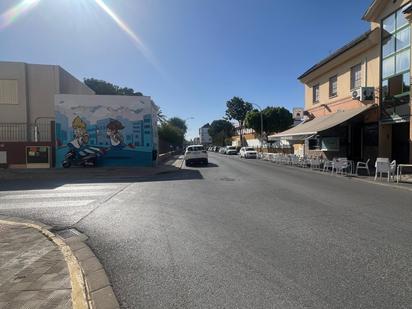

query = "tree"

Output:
[[208, 119, 235, 146], [245, 106, 293, 135], [158, 123, 184, 146], [225, 97, 252, 146], [84, 78, 143, 96], [168, 117, 188, 135], [157, 109, 167, 125]]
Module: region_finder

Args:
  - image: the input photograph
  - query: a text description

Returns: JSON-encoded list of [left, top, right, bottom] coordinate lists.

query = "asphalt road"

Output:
[[1, 153, 412, 308]]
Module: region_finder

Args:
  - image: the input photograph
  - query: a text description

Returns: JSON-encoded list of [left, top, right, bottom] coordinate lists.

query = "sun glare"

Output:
[[93, 0, 163, 74], [0, 0, 40, 30], [0, 0, 164, 75]]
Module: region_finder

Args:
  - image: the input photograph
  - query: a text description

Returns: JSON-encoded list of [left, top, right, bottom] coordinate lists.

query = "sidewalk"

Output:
[[0, 224, 72, 309], [0, 217, 119, 309], [0, 157, 183, 182]]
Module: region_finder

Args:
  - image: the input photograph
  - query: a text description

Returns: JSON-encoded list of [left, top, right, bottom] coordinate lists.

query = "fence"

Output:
[[0, 122, 53, 142]]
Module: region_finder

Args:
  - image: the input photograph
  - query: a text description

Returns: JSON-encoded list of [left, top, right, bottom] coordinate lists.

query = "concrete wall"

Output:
[[26, 64, 60, 124], [0, 62, 28, 123], [0, 62, 94, 126], [59, 67, 94, 95]]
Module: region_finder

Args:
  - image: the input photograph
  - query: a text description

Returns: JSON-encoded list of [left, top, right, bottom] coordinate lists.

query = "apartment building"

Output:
[[272, 0, 412, 164], [199, 123, 212, 145], [0, 61, 94, 167]]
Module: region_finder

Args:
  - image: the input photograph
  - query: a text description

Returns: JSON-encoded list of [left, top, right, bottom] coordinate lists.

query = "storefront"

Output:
[[269, 105, 378, 160]]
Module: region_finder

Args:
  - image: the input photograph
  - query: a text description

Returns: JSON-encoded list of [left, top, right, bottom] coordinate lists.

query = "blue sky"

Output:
[[0, 0, 372, 139]]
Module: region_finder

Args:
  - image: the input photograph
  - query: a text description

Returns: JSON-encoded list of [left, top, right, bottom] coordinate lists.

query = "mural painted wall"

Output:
[[55, 94, 158, 168]]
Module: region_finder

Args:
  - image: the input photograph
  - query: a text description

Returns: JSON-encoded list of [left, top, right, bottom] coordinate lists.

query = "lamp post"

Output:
[[249, 103, 264, 153]]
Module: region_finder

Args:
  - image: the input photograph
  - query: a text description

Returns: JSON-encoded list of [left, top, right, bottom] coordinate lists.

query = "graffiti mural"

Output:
[[55, 94, 158, 168]]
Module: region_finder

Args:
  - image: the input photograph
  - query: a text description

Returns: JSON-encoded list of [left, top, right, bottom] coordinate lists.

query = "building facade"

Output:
[[271, 0, 412, 164], [0, 61, 94, 167], [0, 61, 159, 168], [199, 123, 212, 145], [55, 95, 158, 168]]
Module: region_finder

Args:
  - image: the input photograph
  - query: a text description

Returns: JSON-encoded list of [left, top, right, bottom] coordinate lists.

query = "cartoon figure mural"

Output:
[[55, 95, 159, 168], [106, 119, 125, 148], [69, 116, 89, 150]]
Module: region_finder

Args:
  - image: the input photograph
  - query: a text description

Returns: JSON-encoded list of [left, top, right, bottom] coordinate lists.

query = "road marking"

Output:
[[0, 192, 104, 200], [0, 199, 95, 209]]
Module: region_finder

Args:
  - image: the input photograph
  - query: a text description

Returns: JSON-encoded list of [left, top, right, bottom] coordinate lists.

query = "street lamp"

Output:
[[249, 103, 264, 152]]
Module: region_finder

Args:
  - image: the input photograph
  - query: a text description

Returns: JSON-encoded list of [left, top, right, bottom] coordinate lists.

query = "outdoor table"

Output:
[[397, 164, 412, 183]]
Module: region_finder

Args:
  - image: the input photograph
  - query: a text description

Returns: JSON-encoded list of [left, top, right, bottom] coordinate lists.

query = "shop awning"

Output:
[[268, 104, 376, 141]]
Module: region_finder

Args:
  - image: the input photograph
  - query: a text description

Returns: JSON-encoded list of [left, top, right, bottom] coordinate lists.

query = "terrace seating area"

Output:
[[258, 153, 406, 183]]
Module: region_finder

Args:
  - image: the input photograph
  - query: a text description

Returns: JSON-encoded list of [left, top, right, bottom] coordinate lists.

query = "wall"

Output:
[[0, 62, 94, 126], [379, 123, 392, 158], [0, 62, 28, 123], [59, 67, 94, 95], [303, 43, 380, 113], [199, 127, 212, 144], [0, 142, 52, 167], [26, 64, 60, 124], [55, 95, 158, 168]]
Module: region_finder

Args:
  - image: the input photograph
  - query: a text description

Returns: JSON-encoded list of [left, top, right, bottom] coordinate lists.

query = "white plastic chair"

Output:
[[390, 160, 397, 181], [374, 158, 390, 182], [323, 160, 333, 172], [334, 158, 349, 175], [310, 158, 321, 170], [356, 159, 370, 176]]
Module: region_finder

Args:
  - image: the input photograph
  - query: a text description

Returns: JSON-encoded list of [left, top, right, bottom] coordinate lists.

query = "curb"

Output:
[[0, 215, 119, 309]]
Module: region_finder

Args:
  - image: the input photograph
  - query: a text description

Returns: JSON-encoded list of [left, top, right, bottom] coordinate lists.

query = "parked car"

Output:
[[219, 147, 227, 154], [225, 146, 238, 155], [239, 147, 257, 159], [214, 146, 220, 152], [184, 145, 208, 166]]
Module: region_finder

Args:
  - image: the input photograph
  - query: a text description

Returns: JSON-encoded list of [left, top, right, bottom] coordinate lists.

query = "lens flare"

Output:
[[0, 0, 40, 30], [93, 0, 163, 74]]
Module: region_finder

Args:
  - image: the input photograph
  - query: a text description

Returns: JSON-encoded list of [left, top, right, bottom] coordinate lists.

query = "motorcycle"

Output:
[[62, 149, 97, 168]]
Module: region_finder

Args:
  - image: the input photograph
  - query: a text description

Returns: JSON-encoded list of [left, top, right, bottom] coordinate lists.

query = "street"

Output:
[[1, 153, 412, 308]]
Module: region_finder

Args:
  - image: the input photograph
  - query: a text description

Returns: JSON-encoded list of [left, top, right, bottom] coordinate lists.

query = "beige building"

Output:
[[272, 0, 412, 164], [0, 61, 94, 167]]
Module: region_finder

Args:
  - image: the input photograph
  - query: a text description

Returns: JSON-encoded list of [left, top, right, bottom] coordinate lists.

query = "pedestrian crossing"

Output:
[[0, 183, 127, 210]]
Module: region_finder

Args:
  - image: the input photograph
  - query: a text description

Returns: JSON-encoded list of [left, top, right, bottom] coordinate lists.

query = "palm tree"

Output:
[[157, 109, 167, 124]]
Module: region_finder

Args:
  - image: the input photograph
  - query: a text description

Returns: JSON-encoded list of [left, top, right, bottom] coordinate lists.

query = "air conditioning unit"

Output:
[[352, 87, 375, 101]]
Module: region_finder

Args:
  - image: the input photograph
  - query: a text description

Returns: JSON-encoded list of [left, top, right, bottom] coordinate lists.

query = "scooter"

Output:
[[62, 149, 97, 168]]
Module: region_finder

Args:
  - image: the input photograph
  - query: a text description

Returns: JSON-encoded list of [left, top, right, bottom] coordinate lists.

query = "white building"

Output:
[[199, 123, 212, 145], [193, 137, 201, 145]]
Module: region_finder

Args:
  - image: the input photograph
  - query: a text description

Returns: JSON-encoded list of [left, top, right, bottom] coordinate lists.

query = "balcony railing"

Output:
[[0, 122, 52, 142]]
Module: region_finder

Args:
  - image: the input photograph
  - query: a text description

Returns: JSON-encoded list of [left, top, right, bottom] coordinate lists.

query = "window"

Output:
[[308, 138, 320, 150], [381, 5, 411, 120], [395, 49, 410, 72], [329, 75, 338, 97], [350, 64, 362, 90], [312, 84, 319, 103], [0, 80, 18, 105]]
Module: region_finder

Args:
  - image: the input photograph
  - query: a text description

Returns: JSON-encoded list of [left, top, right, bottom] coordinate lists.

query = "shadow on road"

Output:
[[0, 166, 203, 192], [185, 163, 219, 168]]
